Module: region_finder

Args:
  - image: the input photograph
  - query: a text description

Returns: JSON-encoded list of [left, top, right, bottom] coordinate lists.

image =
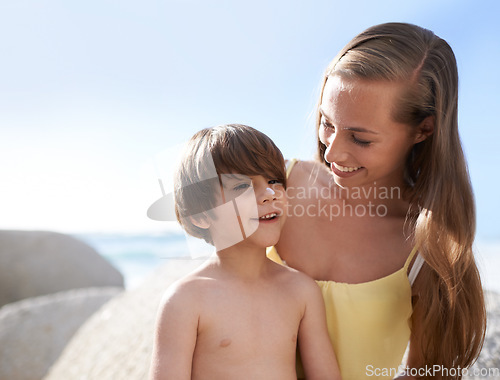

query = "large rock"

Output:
[[0, 230, 124, 307], [0, 287, 123, 380], [44, 260, 202, 380]]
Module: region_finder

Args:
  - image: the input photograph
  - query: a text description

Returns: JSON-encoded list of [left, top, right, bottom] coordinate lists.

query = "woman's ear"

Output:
[[414, 115, 434, 144]]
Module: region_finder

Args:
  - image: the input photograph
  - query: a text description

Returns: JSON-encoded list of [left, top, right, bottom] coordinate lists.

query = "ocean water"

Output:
[[76, 232, 214, 289], [75, 233, 500, 293], [475, 241, 500, 294]]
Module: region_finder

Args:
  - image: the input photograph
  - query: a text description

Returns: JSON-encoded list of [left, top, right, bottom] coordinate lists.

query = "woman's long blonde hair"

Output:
[[316, 23, 486, 378]]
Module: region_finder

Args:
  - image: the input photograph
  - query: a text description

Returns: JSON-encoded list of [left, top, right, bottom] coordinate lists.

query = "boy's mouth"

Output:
[[250, 212, 280, 222], [259, 212, 278, 220]]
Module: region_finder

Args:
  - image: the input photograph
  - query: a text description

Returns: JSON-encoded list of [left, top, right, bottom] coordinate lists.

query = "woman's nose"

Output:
[[324, 133, 348, 164]]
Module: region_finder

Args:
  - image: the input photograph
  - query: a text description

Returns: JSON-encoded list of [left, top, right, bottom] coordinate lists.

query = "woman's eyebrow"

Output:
[[344, 126, 379, 135], [319, 108, 379, 135]]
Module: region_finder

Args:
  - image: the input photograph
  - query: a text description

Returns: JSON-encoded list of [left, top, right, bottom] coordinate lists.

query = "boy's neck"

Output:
[[213, 244, 270, 281]]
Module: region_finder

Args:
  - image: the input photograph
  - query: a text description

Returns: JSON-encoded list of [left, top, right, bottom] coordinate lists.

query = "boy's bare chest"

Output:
[[194, 287, 302, 360]]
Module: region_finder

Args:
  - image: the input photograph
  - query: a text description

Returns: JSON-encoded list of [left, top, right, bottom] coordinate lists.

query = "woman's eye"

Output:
[[268, 179, 282, 185], [321, 121, 335, 131], [352, 135, 371, 146]]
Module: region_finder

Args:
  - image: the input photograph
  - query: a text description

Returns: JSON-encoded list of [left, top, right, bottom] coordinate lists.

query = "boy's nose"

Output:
[[258, 186, 277, 203]]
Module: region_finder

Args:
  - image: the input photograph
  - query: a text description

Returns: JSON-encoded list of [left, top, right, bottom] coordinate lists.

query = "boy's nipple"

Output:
[[219, 338, 232, 348]]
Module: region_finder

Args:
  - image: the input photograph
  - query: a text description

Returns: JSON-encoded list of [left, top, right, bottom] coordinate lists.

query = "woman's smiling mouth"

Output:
[[333, 163, 363, 172]]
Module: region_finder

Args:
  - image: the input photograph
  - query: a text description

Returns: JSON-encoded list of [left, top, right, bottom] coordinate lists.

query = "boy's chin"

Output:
[[243, 233, 280, 249]]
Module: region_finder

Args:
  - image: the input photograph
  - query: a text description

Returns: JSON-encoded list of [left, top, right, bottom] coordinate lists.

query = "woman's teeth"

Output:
[[334, 163, 362, 173], [259, 213, 277, 220]]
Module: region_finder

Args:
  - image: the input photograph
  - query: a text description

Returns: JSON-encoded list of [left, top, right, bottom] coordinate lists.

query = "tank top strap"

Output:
[[285, 159, 298, 178], [403, 245, 419, 271], [408, 253, 425, 286], [266, 246, 287, 266]]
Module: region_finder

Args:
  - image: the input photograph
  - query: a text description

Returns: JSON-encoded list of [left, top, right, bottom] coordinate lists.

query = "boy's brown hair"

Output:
[[174, 124, 286, 244]]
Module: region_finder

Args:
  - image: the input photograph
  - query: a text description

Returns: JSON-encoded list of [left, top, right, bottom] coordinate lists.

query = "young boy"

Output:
[[149, 124, 340, 380]]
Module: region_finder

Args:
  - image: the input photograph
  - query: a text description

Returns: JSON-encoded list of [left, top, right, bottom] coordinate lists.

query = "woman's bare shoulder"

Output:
[[270, 260, 319, 294], [286, 159, 331, 188]]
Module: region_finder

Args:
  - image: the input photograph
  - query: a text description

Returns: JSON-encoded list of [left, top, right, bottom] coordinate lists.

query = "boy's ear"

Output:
[[414, 115, 434, 144], [190, 215, 210, 230]]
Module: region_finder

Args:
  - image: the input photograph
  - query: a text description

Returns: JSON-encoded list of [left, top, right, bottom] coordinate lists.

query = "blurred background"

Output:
[[1, 0, 498, 289]]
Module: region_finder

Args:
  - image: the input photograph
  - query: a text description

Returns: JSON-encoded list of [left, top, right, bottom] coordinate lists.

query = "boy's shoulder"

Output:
[[153, 265, 219, 339], [159, 263, 216, 307]]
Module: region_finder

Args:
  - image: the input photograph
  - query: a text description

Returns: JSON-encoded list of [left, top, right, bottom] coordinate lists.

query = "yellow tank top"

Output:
[[267, 159, 417, 380]]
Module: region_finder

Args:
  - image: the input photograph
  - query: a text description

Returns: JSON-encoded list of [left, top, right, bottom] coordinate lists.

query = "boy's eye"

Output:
[[233, 182, 252, 191]]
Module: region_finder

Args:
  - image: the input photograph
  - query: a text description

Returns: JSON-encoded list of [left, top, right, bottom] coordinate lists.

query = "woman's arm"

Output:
[[149, 283, 199, 380], [297, 276, 341, 380], [394, 270, 426, 380], [394, 326, 423, 379]]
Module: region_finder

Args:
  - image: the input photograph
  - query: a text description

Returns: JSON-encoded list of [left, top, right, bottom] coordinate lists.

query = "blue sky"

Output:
[[0, 0, 499, 241]]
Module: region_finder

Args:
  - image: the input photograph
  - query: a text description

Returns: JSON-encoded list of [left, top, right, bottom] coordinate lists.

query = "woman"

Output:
[[268, 22, 486, 379]]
